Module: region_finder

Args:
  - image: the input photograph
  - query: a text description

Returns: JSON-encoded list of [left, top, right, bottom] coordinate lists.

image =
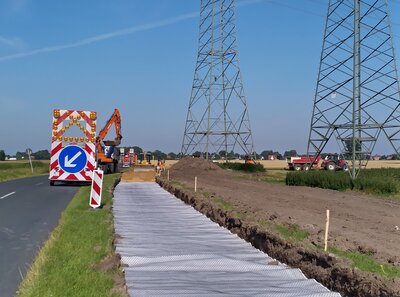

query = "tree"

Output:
[[152, 150, 167, 160], [132, 146, 143, 154], [33, 150, 50, 160], [16, 152, 27, 160], [283, 150, 297, 158], [260, 150, 273, 159], [0, 150, 5, 161], [167, 152, 178, 160], [343, 139, 362, 159]]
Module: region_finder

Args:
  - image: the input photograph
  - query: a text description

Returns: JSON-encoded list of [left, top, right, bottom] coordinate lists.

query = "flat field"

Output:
[[160, 158, 400, 296], [0, 160, 49, 182], [163, 159, 400, 170]]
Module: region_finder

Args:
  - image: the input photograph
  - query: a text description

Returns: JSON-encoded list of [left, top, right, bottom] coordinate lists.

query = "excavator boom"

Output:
[[96, 108, 122, 173]]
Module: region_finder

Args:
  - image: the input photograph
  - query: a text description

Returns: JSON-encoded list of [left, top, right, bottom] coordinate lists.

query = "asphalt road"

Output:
[[0, 176, 79, 297]]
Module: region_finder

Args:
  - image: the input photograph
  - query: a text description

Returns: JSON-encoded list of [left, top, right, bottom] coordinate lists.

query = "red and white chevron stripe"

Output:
[[90, 169, 104, 208], [49, 109, 97, 183]]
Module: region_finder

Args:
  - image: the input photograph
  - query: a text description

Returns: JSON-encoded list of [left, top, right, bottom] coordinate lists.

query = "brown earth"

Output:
[[121, 167, 156, 182], [157, 157, 400, 297]]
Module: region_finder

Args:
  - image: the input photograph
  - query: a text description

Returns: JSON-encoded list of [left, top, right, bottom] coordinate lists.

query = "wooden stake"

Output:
[[194, 176, 197, 193], [324, 209, 330, 252], [167, 170, 170, 181]]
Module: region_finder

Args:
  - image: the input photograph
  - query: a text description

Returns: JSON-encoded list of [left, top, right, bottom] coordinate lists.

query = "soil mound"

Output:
[[121, 169, 156, 182], [170, 157, 222, 172]]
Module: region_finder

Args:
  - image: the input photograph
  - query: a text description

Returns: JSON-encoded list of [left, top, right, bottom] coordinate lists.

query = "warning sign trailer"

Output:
[[49, 109, 97, 186]]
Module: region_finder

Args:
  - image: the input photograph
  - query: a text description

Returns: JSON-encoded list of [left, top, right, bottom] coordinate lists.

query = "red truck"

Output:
[[287, 154, 348, 171]]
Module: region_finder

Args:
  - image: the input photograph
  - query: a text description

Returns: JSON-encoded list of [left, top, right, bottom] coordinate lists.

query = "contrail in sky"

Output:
[[0, 0, 264, 62]]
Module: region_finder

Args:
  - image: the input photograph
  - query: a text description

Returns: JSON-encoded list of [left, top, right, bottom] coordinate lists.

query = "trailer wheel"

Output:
[[325, 162, 336, 171], [303, 164, 310, 171], [294, 164, 302, 171], [50, 180, 55, 186], [342, 164, 349, 172]]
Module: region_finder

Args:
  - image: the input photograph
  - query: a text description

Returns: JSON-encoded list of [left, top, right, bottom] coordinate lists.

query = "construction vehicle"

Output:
[[137, 152, 152, 165], [244, 154, 256, 165], [96, 108, 122, 173], [287, 154, 348, 171]]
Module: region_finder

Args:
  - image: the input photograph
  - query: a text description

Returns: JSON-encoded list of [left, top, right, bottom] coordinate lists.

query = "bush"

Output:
[[286, 171, 352, 191], [218, 162, 266, 172], [286, 168, 400, 195]]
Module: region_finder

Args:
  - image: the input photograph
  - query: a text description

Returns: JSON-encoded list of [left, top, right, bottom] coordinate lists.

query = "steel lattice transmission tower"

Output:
[[181, 0, 255, 160], [308, 0, 400, 179]]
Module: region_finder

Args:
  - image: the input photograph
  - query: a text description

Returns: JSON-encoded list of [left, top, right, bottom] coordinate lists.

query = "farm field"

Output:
[[0, 161, 49, 182], [163, 159, 400, 170], [158, 157, 400, 296]]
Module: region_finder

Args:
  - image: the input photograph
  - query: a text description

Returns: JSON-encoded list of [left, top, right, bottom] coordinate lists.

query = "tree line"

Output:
[[0, 150, 50, 161]]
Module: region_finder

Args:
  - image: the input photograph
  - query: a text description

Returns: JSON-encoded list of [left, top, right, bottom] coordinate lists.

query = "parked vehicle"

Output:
[[287, 154, 348, 171]]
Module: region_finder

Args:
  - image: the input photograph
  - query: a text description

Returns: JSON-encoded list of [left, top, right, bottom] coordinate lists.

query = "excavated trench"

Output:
[[156, 177, 399, 297]]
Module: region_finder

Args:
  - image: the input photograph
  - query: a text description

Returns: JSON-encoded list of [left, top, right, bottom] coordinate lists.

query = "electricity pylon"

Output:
[[181, 0, 255, 160], [307, 0, 400, 179]]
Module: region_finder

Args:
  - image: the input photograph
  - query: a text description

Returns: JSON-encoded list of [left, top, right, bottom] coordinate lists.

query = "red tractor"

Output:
[[288, 154, 348, 171]]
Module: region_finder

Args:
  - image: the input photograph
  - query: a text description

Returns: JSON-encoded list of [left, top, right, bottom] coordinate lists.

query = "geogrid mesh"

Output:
[[113, 182, 341, 297]]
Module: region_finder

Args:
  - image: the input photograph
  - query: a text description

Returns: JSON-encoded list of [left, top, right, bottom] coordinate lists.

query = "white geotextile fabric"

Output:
[[113, 182, 341, 297]]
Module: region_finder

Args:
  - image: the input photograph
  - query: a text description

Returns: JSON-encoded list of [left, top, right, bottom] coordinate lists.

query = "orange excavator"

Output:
[[96, 108, 122, 173]]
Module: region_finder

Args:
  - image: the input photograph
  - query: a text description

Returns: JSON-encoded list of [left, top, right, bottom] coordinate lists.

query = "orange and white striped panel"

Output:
[[89, 169, 104, 208], [49, 109, 97, 182]]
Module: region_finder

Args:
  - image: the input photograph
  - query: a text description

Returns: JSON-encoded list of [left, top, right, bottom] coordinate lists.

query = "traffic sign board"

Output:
[[58, 146, 87, 174]]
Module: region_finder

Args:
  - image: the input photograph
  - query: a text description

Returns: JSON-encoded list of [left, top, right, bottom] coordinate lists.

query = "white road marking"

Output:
[[35, 182, 44, 186], [0, 192, 16, 200]]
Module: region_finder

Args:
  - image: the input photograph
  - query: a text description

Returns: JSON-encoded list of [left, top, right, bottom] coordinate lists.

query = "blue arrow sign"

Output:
[[58, 146, 88, 174]]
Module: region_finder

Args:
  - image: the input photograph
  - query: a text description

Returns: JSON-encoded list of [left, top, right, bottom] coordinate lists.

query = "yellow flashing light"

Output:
[[80, 137, 84, 142], [69, 137, 73, 141], [90, 112, 97, 120], [53, 132, 57, 136], [85, 138, 89, 142], [64, 137, 68, 141], [53, 109, 60, 118], [77, 116, 81, 120], [58, 137, 62, 141]]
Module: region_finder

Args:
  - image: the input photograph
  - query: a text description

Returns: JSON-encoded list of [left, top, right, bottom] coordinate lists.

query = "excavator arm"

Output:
[[96, 108, 122, 146], [96, 108, 122, 172]]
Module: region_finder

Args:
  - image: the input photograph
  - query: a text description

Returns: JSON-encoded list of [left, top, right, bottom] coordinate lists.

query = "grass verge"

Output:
[[328, 247, 400, 278], [17, 173, 123, 297], [240, 170, 287, 184], [0, 161, 49, 182]]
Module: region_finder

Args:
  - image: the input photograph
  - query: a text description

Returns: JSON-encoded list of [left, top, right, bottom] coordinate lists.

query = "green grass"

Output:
[[328, 247, 400, 278], [241, 170, 287, 184], [286, 169, 400, 196], [275, 223, 309, 241], [257, 219, 309, 242], [0, 161, 49, 182], [17, 174, 123, 297]]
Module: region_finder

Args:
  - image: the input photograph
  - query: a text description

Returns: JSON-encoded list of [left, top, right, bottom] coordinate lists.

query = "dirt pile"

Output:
[[170, 157, 222, 172]]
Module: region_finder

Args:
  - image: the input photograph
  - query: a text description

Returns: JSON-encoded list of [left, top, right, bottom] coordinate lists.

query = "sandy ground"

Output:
[[121, 167, 156, 182], [158, 158, 400, 296]]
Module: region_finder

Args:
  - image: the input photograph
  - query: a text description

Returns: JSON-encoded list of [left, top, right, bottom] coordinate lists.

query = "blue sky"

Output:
[[0, 0, 399, 155]]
